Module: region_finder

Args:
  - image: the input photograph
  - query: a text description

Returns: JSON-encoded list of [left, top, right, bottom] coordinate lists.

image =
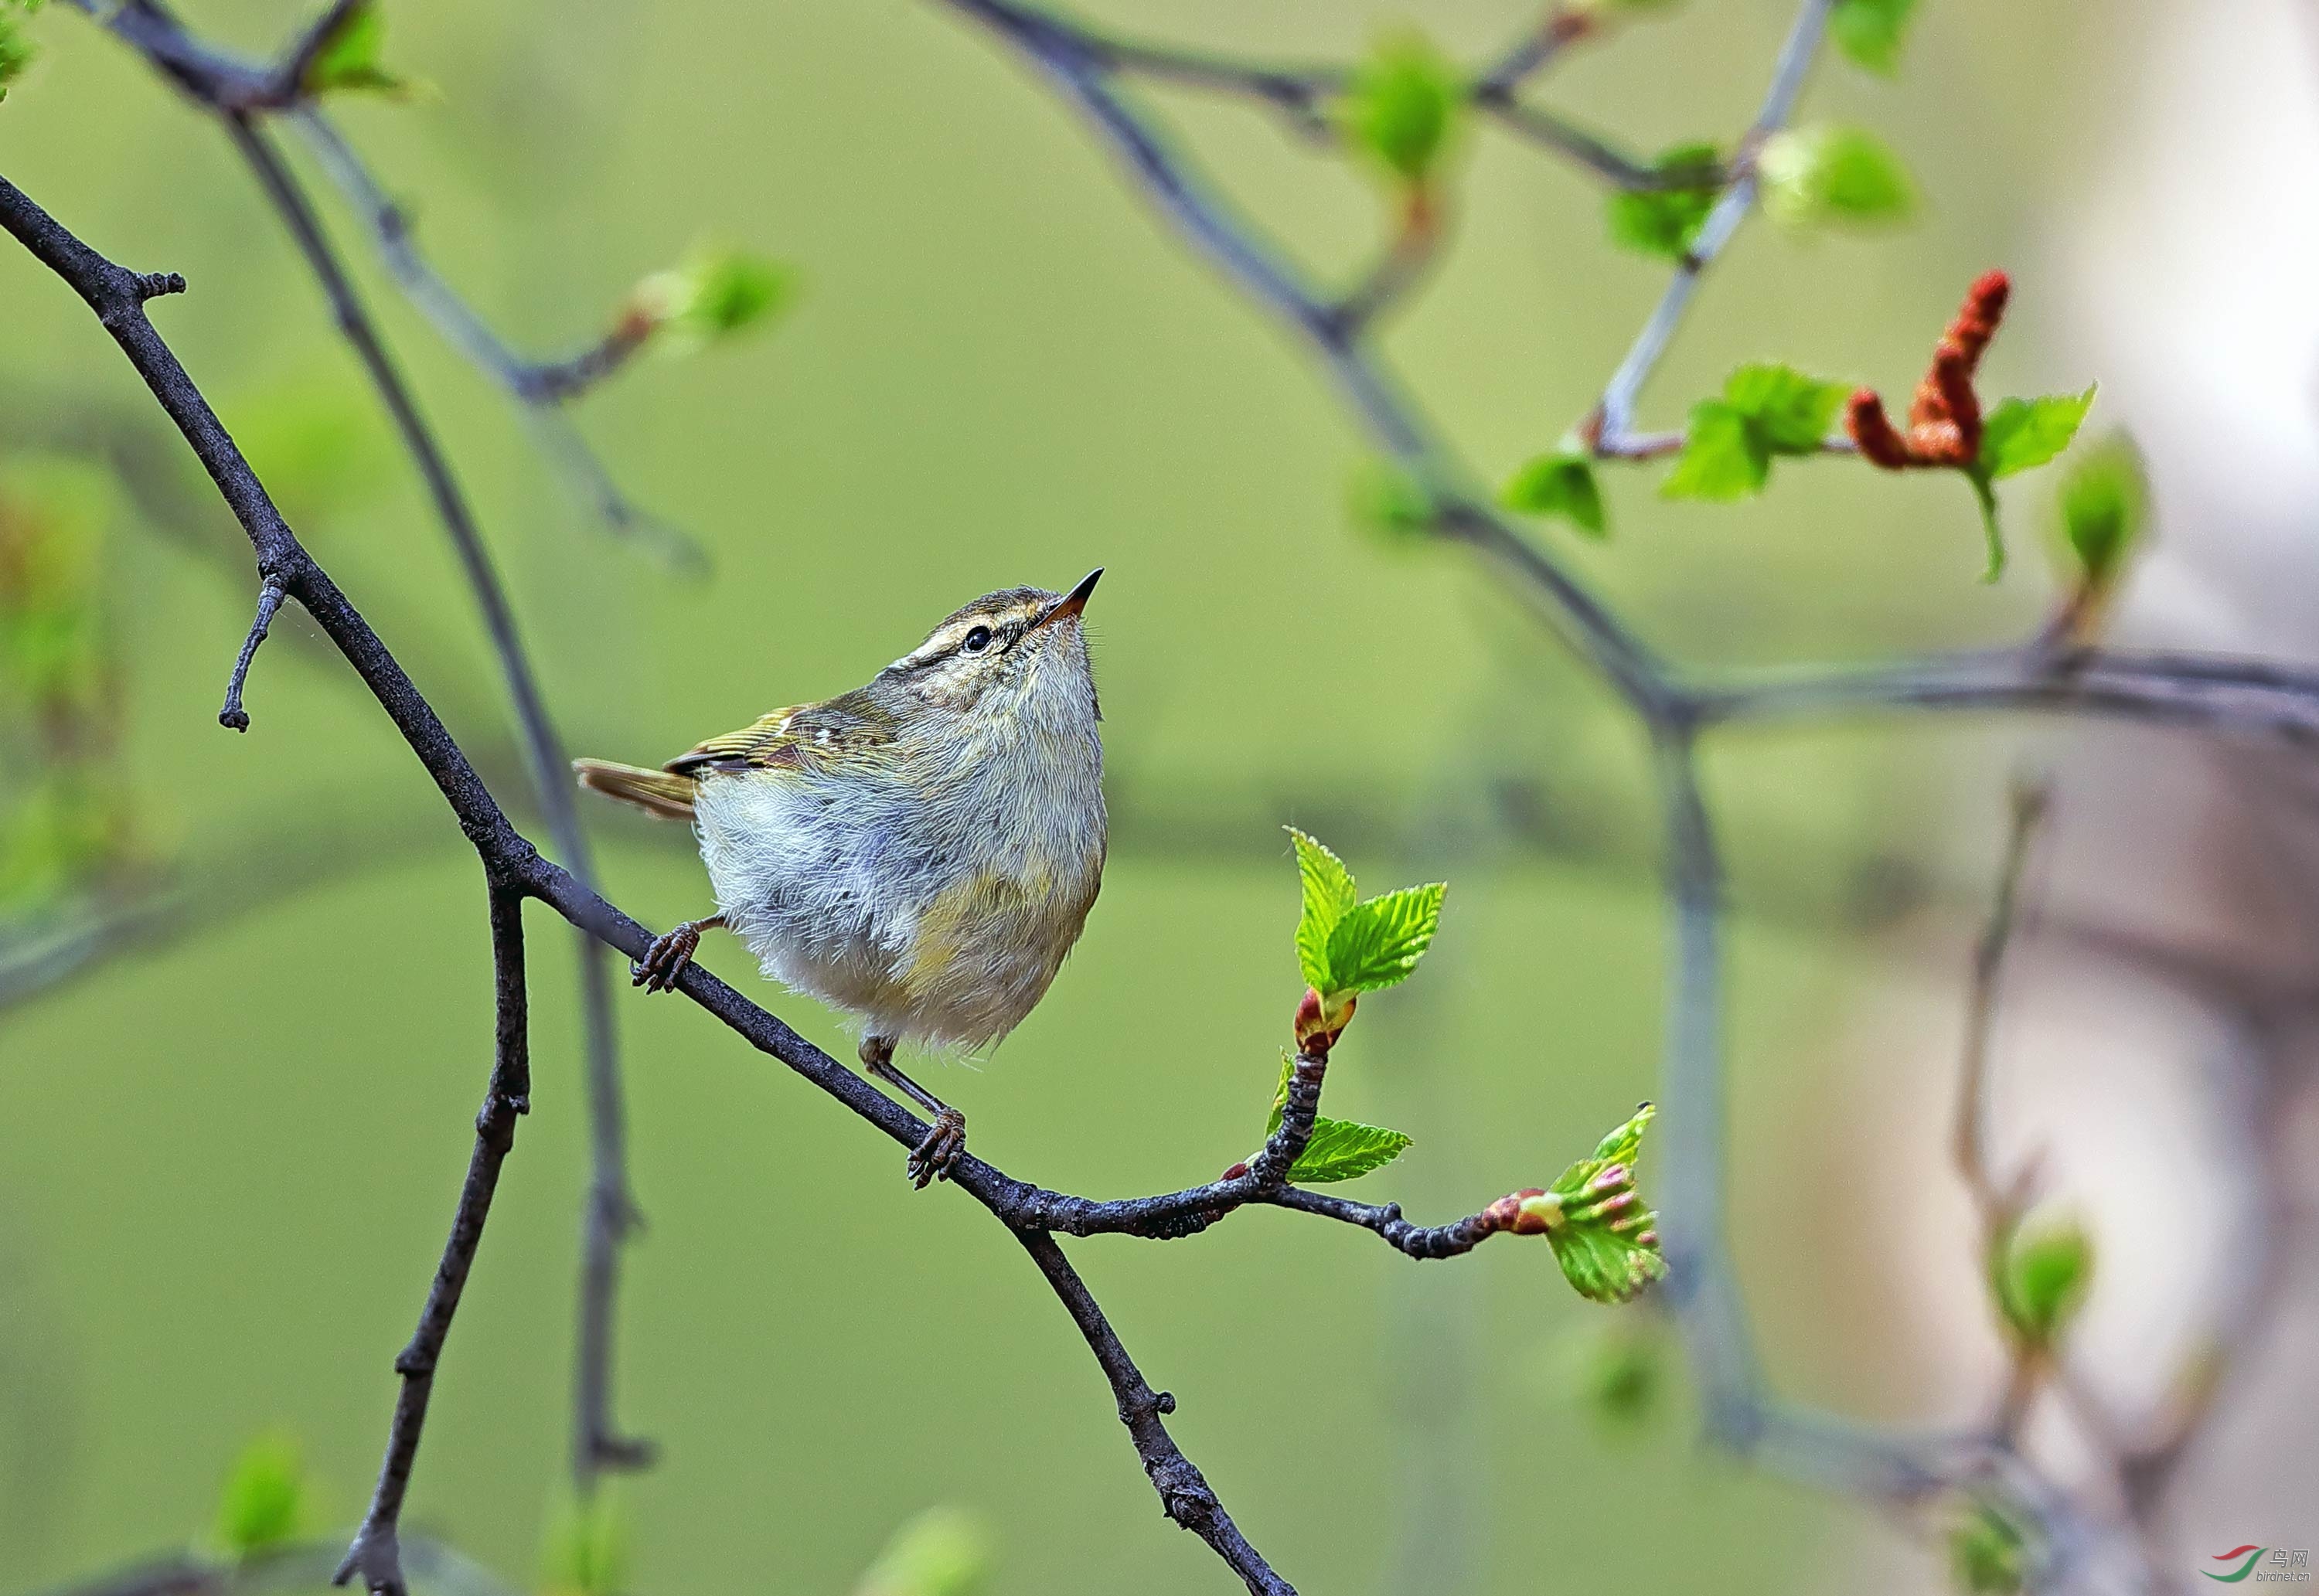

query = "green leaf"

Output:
[[1285, 828, 1356, 991], [1287, 1116, 1414, 1183], [1605, 142, 1721, 262], [1539, 1103, 1666, 1304], [1994, 1218, 2093, 1346], [1759, 126, 1917, 228], [1979, 386, 2096, 480], [2055, 431, 2147, 587], [856, 1505, 995, 1596], [1345, 457, 1437, 544], [1663, 364, 1847, 502], [638, 247, 795, 349], [215, 1432, 304, 1560], [1950, 1502, 2031, 1595], [1661, 401, 1766, 502], [1323, 880, 1446, 993], [1831, 0, 1917, 75], [1501, 448, 1606, 539], [1343, 33, 1462, 185], [1723, 362, 1851, 453], [541, 1494, 628, 1596], [0, 10, 33, 103], [299, 0, 404, 97]]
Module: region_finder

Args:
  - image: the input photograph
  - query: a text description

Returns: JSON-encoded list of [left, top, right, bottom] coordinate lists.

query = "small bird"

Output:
[[574, 570, 1107, 1187]]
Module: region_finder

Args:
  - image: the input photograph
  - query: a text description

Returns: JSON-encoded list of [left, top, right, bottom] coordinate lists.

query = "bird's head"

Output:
[[876, 569, 1103, 727]]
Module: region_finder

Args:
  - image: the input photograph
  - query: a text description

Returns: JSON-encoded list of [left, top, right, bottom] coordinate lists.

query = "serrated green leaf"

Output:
[[1544, 1103, 1665, 1305], [1605, 142, 1721, 262], [1979, 386, 2096, 481], [1285, 828, 1355, 992], [300, 0, 404, 97], [1723, 362, 1850, 453], [1759, 126, 1916, 228], [541, 1495, 628, 1596], [2055, 431, 2147, 587], [856, 1505, 995, 1596], [1343, 32, 1462, 185], [1323, 880, 1446, 993], [1501, 448, 1606, 538], [1831, 0, 1917, 74], [1346, 457, 1436, 544], [215, 1432, 303, 1559], [1950, 1502, 2031, 1595], [1993, 1218, 2093, 1345], [1286, 1116, 1413, 1183], [1662, 400, 1769, 502]]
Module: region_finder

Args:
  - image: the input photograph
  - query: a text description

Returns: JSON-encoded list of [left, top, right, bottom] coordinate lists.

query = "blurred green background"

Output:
[[0, 0, 2135, 1590]]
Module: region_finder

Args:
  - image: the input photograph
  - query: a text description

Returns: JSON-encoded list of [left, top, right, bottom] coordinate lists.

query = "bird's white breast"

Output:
[[689, 708, 1104, 1051]]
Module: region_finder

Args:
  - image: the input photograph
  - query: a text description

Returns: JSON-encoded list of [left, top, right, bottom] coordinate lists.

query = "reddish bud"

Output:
[[1293, 987, 1354, 1054], [1221, 1160, 1251, 1181], [1847, 389, 1915, 470], [1945, 269, 2010, 373]]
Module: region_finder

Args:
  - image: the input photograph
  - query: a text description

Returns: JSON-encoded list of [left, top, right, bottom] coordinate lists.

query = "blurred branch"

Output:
[[66, 0, 662, 1486], [1585, 0, 1831, 452], [58, 0, 700, 570]]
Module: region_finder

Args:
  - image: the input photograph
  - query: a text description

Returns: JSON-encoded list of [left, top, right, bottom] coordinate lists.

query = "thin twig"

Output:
[[1014, 1230, 1295, 1594], [216, 573, 288, 730], [335, 885, 533, 1596], [58, 0, 701, 570], [1589, 0, 1833, 450]]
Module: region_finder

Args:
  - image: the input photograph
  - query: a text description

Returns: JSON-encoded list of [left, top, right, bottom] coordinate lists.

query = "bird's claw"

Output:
[[907, 1108, 966, 1189], [632, 922, 701, 993]]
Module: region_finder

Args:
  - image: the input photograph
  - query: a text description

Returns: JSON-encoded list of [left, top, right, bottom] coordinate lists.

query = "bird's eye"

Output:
[[962, 625, 993, 654]]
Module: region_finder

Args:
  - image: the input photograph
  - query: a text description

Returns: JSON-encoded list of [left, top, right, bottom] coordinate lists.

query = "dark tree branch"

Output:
[[213, 102, 652, 1487], [335, 884, 533, 1596], [0, 172, 1309, 1585], [1014, 1230, 1292, 1595], [216, 572, 287, 731]]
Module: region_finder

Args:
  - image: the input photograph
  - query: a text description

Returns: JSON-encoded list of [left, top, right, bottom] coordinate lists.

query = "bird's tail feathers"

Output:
[[574, 758, 697, 821]]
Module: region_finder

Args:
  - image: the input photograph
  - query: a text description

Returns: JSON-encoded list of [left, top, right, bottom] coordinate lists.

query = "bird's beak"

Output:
[[1034, 567, 1102, 631]]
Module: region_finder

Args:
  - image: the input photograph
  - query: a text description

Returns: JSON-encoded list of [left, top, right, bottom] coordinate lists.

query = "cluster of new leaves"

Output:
[[1268, 835, 1664, 1303], [0, 461, 136, 915], [1514, 1101, 1667, 1304], [1268, 829, 1442, 1181]]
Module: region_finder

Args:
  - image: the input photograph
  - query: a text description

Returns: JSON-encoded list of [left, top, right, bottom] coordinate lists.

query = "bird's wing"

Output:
[[662, 694, 894, 778]]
